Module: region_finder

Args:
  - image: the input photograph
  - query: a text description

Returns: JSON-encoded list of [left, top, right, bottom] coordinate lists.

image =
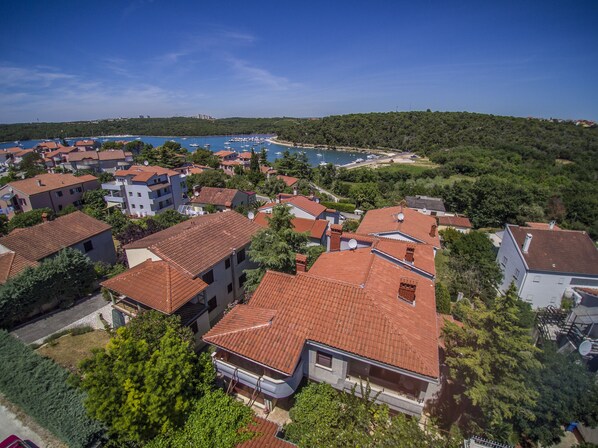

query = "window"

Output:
[[69, 188, 75, 195], [315, 351, 332, 369], [73, 200, 82, 207], [83, 240, 93, 252], [56, 191, 63, 198], [533, 275, 541, 283], [225, 258, 231, 269], [501, 256, 507, 266], [227, 283, 233, 293], [190, 321, 199, 334], [513, 268, 520, 279], [137, 192, 141, 197], [76, 187, 82, 193], [236, 249, 246, 264], [239, 273, 247, 288], [208, 296, 217, 312], [140, 204, 144, 209], [132, 204, 136, 208], [58, 204, 63, 211], [202, 270, 214, 285], [128, 191, 133, 197]]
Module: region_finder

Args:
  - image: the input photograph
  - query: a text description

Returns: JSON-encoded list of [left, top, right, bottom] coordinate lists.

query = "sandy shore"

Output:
[[267, 137, 396, 156]]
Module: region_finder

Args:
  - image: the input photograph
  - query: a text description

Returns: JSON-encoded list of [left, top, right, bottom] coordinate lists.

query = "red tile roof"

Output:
[[205, 250, 439, 379], [75, 140, 95, 146], [437, 215, 472, 229], [253, 212, 328, 239], [508, 225, 598, 275], [45, 147, 78, 158], [190, 187, 241, 207], [114, 165, 178, 182], [214, 150, 237, 158], [2, 173, 98, 196], [576, 287, 598, 297], [436, 313, 463, 349], [102, 259, 208, 314], [276, 175, 299, 187], [260, 165, 276, 174], [525, 221, 562, 230], [0, 252, 38, 284], [0, 211, 112, 262], [238, 152, 253, 160], [357, 206, 440, 247], [259, 196, 326, 219], [238, 417, 292, 448], [37, 142, 59, 150], [125, 211, 261, 277]]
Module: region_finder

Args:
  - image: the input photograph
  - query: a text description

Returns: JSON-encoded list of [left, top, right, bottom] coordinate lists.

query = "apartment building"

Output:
[[102, 165, 187, 216]]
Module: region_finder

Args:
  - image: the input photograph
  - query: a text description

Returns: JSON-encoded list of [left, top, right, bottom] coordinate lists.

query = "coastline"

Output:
[[267, 137, 396, 156]]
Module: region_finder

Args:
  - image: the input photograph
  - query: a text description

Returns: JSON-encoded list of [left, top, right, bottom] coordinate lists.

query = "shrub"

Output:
[[0, 248, 96, 329], [7, 208, 55, 231], [0, 330, 104, 447], [320, 201, 356, 213]]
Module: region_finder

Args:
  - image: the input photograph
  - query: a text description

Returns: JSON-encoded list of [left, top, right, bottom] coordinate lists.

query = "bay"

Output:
[[1, 134, 372, 167]]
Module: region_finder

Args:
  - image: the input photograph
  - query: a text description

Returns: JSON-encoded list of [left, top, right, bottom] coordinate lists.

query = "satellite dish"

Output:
[[579, 340, 593, 356], [397, 212, 405, 222], [247, 211, 255, 220], [348, 238, 358, 250], [194, 191, 200, 197], [422, 207, 427, 213], [143, 160, 149, 166]]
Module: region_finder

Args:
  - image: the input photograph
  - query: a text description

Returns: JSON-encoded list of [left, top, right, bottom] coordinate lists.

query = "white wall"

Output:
[[306, 346, 348, 389], [125, 248, 162, 268], [496, 230, 526, 294]]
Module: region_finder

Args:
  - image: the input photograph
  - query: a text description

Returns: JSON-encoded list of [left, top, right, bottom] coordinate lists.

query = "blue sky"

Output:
[[1, 0, 597, 123]]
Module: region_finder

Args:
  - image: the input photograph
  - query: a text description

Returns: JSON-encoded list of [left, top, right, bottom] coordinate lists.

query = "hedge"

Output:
[[0, 248, 96, 329], [0, 331, 104, 447], [320, 201, 356, 213]]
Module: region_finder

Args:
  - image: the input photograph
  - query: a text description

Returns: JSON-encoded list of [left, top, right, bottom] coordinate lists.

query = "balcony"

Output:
[[344, 376, 424, 416], [212, 353, 304, 399], [101, 182, 125, 191]]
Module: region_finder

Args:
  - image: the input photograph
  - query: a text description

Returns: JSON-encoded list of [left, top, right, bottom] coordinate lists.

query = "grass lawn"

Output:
[[37, 330, 110, 372]]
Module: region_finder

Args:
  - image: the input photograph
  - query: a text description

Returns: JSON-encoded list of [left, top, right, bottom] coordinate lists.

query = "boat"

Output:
[[275, 152, 282, 155], [319, 161, 328, 166], [355, 158, 365, 163], [135, 137, 141, 140], [316, 153, 323, 157], [190, 143, 200, 147]]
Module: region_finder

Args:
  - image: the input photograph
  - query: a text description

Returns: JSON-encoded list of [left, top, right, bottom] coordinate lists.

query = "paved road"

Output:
[[310, 182, 340, 203], [11, 292, 109, 344], [0, 404, 45, 447]]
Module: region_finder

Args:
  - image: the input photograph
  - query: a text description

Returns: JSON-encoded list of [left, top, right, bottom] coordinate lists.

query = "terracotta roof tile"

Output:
[[253, 212, 328, 239], [75, 140, 96, 146], [125, 211, 261, 276], [114, 165, 178, 182], [259, 196, 326, 218], [37, 142, 59, 150], [437, 215, 472, 228], [276, 175, 298, 187], [205, 250, 440, 379], [238, 152, 253, 160], [0, 252, 38, 284], [357, 206, 440, 247], [102, 259, 208, 314], [0, 211, 112, 262], [238, 417, 292, 448], [525, 221, 561, 230], [2, 173, 98, 195], [67, 151, 99, 162], [508, 225, 598, 275], [189, 187, 242, 207], [214, 150, 237, 158]]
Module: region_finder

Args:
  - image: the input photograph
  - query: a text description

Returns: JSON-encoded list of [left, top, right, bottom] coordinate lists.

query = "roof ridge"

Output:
[[165, 263, 173, 313], [299, 271, 366, 290]]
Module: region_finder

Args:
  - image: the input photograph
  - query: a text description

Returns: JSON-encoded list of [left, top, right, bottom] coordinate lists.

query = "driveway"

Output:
[[11, 292, 113, 345], [0, 403, 46, 447]]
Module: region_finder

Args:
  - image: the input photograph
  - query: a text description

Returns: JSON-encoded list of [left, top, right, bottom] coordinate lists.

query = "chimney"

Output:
[[398, 277, 417, 304], [293, 185, 298, 196], [522, 233, 533, 254], [330, 224, 343, 252], [41, 212, 48, 223], [405, 246, 415, 263], [549, 220, 556, 230], [429, 224, 437, 237], [36, 179, 42, 187], [295, 253, 308, 273]]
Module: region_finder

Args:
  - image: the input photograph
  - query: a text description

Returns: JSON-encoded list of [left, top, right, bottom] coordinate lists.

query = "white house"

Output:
[[497, 224, 598, 308]]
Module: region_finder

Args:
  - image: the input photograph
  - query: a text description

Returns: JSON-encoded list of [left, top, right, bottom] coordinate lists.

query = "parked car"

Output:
[[0, 435, 34, 448]]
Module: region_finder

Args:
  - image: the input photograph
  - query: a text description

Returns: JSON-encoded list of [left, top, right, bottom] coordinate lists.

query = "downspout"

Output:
[[231, 250, 238, 300]]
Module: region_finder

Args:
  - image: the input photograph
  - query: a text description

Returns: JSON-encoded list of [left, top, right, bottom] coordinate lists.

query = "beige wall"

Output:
[[125, 248, 162, 268]]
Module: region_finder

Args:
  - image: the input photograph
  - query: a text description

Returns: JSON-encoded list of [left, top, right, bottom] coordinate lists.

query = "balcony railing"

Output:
[[213, 354, 303, 399], [344, 376, 424, 416]]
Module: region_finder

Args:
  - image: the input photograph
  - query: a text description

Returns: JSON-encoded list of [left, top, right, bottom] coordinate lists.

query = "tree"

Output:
[[285, 382, 461, 448], [513, 345, 598, 446], [19, 152, 46, 177], [435, 282, 451, 314], [342, 219, 360, 233], [244, 204, 308, 291], [153, 210, 188, 228], [248, 149, 264, 185], [145, 390, 253, 448], [79, 311, 200, 443], [187, 170, 228, 190], [190, 148, 220, 169], [260, 177, 288, 199], [8, 208, 55, 231], [259, 148, 268, 165], [443, 285, 541, 442]]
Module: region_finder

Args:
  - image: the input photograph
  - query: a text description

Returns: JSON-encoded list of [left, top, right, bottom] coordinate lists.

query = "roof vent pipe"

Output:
[[522, 233, 533, 254], [549, 220, 556, 230]]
